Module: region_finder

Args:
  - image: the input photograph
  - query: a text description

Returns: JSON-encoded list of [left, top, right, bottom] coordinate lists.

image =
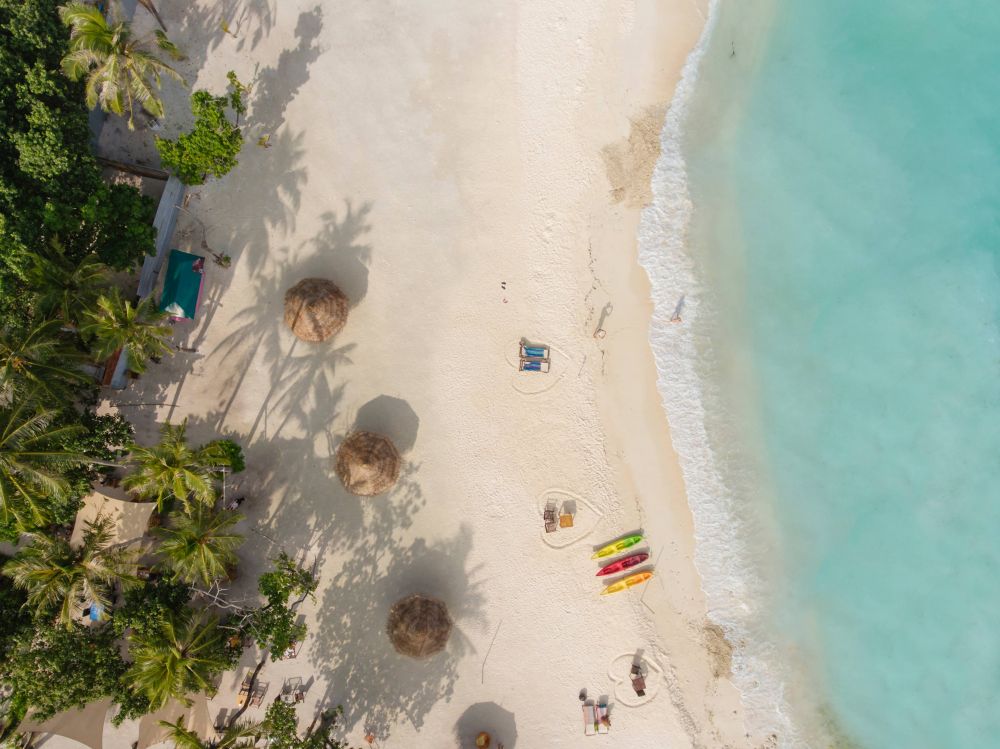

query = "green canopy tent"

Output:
[[159, 249, 206, 320]]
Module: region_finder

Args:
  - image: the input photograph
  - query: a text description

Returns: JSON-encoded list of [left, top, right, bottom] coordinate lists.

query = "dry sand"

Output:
[[92, 1, 769, 747]]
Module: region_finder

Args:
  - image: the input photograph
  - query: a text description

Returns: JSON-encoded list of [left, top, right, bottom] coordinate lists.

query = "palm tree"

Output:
[[2, 514, 140, 627], [126, 608, 230, 709], [0, 399, 85, 531], [59, 2, 185, 129], [123, 421, 229, 511], [154, 506, 244, 587], [26, 241, 110, 326], [81, 288, 174, 374], [160, 716, 259, 749], [0, 321, 90, 400]]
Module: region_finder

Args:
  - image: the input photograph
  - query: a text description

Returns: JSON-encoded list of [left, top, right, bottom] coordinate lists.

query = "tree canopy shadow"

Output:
[[309, 518, 486, 740], [304, 201, 373, 307], [250, 6, 324, 135], [353, 396, 420, 454]]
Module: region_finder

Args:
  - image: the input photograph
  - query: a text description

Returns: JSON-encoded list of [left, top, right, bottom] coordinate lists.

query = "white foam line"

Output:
[[636, 1, 797, 744]]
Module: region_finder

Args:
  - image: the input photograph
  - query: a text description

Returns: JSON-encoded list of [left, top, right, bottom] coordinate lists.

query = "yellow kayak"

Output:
[[600, 571, 653, 596], [591, 534, 643, 560]]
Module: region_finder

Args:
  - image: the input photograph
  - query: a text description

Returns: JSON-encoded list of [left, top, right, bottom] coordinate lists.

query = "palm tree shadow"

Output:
[[308, 510, 486, 740], [303, 201, 374, 307]]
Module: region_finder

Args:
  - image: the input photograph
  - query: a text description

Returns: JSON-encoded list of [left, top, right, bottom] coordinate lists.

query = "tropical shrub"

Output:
[[0, 0, 156, 327], [245, 553, 317, 659], [263, 702, 348, 749], [0, 621, 127, 721], [204, 438, 246, 474], [156, 72, 248, 185]]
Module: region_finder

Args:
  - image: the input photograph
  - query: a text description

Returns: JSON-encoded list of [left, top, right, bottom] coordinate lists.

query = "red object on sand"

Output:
[[596, 552, 649, 576]]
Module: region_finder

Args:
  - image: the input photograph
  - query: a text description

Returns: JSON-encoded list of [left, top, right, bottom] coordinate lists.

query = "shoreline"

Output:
[[585, 1, 770, 746]]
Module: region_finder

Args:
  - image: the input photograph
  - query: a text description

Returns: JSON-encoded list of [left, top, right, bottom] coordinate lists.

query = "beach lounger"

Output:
[[520, 342, 550, 359], [250, 683, 268, 706], [583, 704, 597, 736], [596, 703, 611, 734], [519, 359, 550, 373], [631, 664, 646, 696], [544, 502, 558, 533]]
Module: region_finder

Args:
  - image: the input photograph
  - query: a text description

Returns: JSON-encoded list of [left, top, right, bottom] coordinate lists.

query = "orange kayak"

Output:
[[600, 571, 653, 596]]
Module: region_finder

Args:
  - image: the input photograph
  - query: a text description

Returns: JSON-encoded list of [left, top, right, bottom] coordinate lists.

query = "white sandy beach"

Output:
[[92, 1, 770, 746]]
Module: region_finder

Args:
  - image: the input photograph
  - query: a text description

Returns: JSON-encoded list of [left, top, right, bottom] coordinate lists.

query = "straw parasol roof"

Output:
[[335, 431, 401, 496], [386, 594, 452, 658], [283, 278, 349, 342]]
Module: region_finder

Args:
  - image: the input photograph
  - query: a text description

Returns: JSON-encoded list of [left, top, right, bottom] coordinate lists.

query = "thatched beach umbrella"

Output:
[[335, 431, 401, 496], [387, 594, 452, 658], [284, 278, 349, 342]]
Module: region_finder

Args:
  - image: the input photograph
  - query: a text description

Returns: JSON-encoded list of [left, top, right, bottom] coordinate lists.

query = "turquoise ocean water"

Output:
[[640, 1, 1000, 747]]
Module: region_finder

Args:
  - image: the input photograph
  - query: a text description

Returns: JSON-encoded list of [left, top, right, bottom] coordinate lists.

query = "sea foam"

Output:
[[636, 3, 797, 743]]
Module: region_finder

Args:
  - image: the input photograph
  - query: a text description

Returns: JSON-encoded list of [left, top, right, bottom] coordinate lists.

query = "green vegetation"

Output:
[[0, 4, 337, 742], [0, 620, 127, 721], [81, 288, 174, 372], [156, 72, 248, 185], [0, 398, 84, 534], [263, 703, 349, 749], [0, 320, 88, 399], [112, 577, 191, 637], [3, 514, 139, 627], [0, 0, 157, 330], [161, 716, 260, 749], [59, 2, 184, 129], [125, 607, 232, 710], [245, 553, 318, 659], [154, 506, 244, 586], [123, 421, 235, 511]]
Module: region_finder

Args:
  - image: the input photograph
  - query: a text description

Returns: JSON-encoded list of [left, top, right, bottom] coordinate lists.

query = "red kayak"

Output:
[[596, 552, 649, 576]]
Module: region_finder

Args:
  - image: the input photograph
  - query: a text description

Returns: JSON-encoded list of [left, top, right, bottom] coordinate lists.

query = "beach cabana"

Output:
[[334, 431, 401, 496], [20, 699, 113, 749], [386, 594, 452, 658], [70, 484, 155, 551], [284, 278, 349, 342], [159, 249, 206, 320]]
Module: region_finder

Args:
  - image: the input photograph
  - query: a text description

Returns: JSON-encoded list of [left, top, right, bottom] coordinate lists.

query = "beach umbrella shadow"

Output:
[[454, 702, 517, 748]]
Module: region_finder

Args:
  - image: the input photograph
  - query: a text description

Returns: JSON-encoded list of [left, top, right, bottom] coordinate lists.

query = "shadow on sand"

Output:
[[454, 702, 518, 748]]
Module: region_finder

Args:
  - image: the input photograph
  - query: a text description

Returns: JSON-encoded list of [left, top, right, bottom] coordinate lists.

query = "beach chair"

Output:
[[250, 682, 268, 706], [596, 703, 611, 734], [520, 342, 550, 360], [519, 359, 550, 373], [630, 664, 646, 696], [236, 672, 253, 707], [543, 502, 558, 533], [583, 704, 597, 736]]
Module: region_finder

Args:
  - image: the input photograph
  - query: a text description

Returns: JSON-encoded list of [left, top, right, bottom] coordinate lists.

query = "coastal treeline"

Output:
[[0, 2, 338, 745]]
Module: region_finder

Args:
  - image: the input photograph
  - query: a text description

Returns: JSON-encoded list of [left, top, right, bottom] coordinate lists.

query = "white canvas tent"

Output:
[[20, 699, 113, 749], [69, 485, 155, 550]]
